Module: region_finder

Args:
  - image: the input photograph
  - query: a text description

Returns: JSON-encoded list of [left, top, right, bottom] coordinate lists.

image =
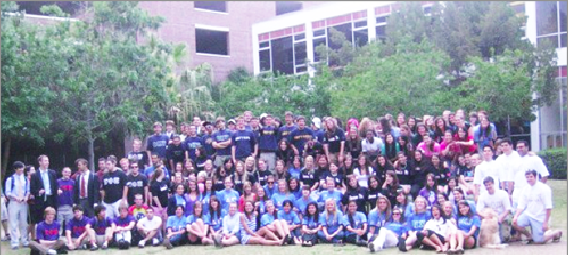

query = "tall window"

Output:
[[194, 1, 227, 13], [312, 29, 327, 63], [375, 15, 388, 43], [271, 37, 294, 75], [195, 28, 229, 55], [259, 41, 271, 72], [293, 33, 307, 73], [536, 1, 567, 48], [353, 20, 368, 47]]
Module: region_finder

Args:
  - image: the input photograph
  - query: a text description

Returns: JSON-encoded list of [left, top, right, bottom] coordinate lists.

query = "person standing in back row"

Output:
[[146, 122, 170, 166], [102, 157, 127, 219], [30, 155, 58, 232], [278, 111, 296, 143], [73, 158, 98, 218], [5, 161, 29, 250], [232, 116, 258, 163]]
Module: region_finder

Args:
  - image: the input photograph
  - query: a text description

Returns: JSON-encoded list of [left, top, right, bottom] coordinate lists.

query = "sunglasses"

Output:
[[268, 182, 275, 184], [393, 213, 401, 215]]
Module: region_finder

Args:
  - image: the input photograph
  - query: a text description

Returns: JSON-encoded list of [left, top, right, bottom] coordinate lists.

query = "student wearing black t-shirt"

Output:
[[409, 150, 433, 200], [166, 135, 187, 172], [146, 122, 170, 166], [101, 158, 127, 219], [300, 155, 317, 191], [342, 175, 368, 214], [127, 138, 148, 170], [394, 152, 414, 195], [367, 175, 382, 210], [322, 118, 345, 163], [125, 161, 148, 206], [149, 167, 169, 235]]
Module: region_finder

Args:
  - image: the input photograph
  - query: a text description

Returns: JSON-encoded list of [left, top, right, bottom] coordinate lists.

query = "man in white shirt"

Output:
[[476, 176, 511, 242], [495, 138, 519, 203], [473, 145, 502, 202], [513, 140, 550, 208], [5, 161, 30, 250], [513, 170, 562, 244], [137, 207, 162, 248]]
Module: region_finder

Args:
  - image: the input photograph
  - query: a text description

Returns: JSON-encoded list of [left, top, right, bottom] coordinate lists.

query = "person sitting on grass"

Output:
[[367, 195, 391, 244], [128, 194, 148, 220], [186, 200, 214, 245], [136, 207, 162, 248], [213, 202, 241, 248], [422, 205, 453, 253], [301, 201, 321, 247], [397, 195, 431, 252], [259, 200, 289, 244], [113, 203, 136, 249], [207, 195, 226, 241], [343, 200, 368, 246], [451, 200, 480, 254], [163, 206, 187, 249], [369, 206, 407, 252], [239, 200, 283, 246], [87, 205, 114, 250], [29, 207, 67, 255], [277, 199, 302, 244], [318, 198, 344, 244], [66, 206, 93, 250]]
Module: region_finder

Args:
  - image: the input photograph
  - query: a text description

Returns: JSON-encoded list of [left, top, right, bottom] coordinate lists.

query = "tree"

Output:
[[1, 8, 57, 176], [326, 36, 452, 120]]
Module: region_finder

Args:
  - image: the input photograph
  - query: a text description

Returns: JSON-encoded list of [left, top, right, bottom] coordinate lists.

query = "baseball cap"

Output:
[[153, 121, 162, 127], [228, 119, 236, 125], [311, 117, 321, 129], [260, 113, 268, 119]]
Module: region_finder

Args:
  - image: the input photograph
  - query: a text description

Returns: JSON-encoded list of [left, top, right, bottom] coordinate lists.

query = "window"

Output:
[[353, 21, 368, 47], [276, 1, 302, 15], [327, 23, 352, 50], [259, 40, 271, 72], [536, 1, 558, 35], [294, 33, 307, 73], [312, 37, 327, 62], [423, 6, 432, 15], [535, 1, 567, 48], [376, 15, 389, 43], [195, 29, 228, 55], [271, 36, 294, 75], [194, 1, 227, 13]]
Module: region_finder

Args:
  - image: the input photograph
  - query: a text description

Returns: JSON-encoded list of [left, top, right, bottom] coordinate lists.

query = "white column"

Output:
[[252, 26, 260, 75], [306, 21, 316, 78], [526, 1, 541, 151], [367, 7, 376, 41]]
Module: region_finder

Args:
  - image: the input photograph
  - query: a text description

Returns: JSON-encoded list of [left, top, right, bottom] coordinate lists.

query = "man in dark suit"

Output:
[[72, 158, 98, 218], [30, 155, 58, 225]]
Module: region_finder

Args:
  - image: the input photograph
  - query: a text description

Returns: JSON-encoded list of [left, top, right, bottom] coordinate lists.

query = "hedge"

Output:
[[538, 148, 567, 179]]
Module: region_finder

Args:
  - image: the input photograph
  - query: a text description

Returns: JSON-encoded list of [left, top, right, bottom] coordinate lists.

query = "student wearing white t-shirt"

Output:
[[476, 176, 511, 241], [473, 145, 502, 201], [136, 207, 163, 248], [512, 141, 550, 208], [495, 139, 519, 202], [513, 170, 562, 244]]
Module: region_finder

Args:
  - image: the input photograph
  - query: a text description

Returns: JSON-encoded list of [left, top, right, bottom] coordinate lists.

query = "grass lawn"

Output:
[[2, 180, 566, 255]]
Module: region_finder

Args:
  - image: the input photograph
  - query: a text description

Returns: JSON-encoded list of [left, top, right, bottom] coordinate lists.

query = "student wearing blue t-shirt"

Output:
[[318, 198, 344, 243], [398, 196, 432, 252], [185, 201, 213, 245], [369, 206, 408, 252], [260, 200, 289, 244], [343, 201, 368, 245], [146, 122, 170, 164], [231, 117, 258, 162], [317, 178, 342, 212], [270, 179, 296, 211], [368, 195, 391, 239], [288, 177, 302, 200], [454, 200, 480, 252], [207, 196, 226, 237], [163, 206, 187, 249], [277, 200, 301, 244], [301, 201, 320, 246], [290, 116, 313, 158], [215, 177, 240, 212], [294, 185, 316, 219], [287, 157, 303, 180]]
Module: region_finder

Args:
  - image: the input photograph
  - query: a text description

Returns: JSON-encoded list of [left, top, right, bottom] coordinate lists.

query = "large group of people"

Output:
[[1, 109, 563, 255]]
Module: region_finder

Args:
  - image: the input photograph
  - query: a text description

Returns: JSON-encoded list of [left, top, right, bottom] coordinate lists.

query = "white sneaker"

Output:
[[138, 240, 145, 248], [152, 238, 160, 246], [102, 241, 108, 250], [47, 249, 57, 255]]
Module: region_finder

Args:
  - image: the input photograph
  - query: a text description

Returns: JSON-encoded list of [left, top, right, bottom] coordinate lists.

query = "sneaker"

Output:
[[368, 241, 375, 252], [3, 234, 11, 241], [152, 238, 160, 246], [80, 244, 88, 250], [22, 243, 29, 248], [89, 244, 98, 251], [138, 240, 145, 248], [47, 249, 57, 255], [101, 241, 108, 250]]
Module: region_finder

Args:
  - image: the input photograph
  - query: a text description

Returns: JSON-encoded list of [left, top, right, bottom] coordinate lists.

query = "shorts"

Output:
[[425, 230, 445, 243], [95, 235, 106, 246], [1, 198, 7, 221], [187, 236, 202, 245]]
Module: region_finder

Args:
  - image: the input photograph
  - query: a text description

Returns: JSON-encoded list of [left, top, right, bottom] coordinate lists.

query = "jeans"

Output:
[[8, 201, 29, 248], [317, 230, 345, 243]]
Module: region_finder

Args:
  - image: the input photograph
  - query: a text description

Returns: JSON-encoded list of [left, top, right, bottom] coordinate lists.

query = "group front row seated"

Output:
[[28, 170, 562, 255]]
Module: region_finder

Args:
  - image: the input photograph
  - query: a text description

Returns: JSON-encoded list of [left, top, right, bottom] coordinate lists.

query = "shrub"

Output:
[[538, 148, 567, 179]]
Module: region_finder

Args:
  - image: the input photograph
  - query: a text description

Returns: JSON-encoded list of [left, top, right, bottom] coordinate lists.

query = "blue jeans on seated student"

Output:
[[345, 231, 367, 243], [318, 230, 345, 243], [169, 233, 185, 246]]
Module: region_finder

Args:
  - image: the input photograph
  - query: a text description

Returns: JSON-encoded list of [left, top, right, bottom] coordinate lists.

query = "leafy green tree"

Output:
[[40, 4, 67, 17]]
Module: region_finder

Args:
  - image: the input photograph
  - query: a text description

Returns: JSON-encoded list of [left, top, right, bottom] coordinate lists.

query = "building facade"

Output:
[[137, 1, 324, 82]]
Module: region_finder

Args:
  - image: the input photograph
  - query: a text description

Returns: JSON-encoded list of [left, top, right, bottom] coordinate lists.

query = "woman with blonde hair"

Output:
[[358, 118, 373, 138], [318, 199, 345, 243]]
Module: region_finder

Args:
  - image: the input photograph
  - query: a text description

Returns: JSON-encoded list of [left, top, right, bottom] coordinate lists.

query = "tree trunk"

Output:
[[88, 135, 95, 171], [1, 137, 12, 183]]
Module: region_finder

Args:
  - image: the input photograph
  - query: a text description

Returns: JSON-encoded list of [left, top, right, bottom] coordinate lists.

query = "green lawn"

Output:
[[2, 180, 567, 255]]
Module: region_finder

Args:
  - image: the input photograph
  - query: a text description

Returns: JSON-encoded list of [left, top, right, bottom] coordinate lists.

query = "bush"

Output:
[[538, 148, 567, 179]]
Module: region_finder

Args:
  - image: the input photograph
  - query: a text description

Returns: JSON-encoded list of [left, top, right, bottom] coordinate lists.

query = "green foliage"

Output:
[[218, 73, 331, 119], [174, 63, 218, 122], [386, 1, 434, 45], [538, 148, 567, 179], [1, 1, 19, 14], [40, 4, 68, 17], [227, 66, 252, 83], [326, 37, 452, 120]]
